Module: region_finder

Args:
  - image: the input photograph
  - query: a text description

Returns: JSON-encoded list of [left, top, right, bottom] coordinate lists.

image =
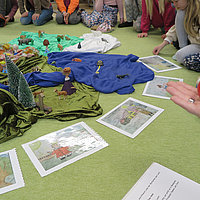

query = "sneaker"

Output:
[[118, 21, 133, 28]]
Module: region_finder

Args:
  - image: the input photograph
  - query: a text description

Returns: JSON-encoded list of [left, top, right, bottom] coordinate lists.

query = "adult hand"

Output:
[[63, 12, 70, 24], [152, 40, 169, 55], [137, 32, 148, 38], [21, 12, 28, 17], [32, 13, 40, 21], [166, 81, 200, 117], [5, 15, 11, 23]]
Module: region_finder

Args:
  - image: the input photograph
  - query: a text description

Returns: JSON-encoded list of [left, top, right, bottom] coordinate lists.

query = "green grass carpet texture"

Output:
[[1, 18, 200, 200]]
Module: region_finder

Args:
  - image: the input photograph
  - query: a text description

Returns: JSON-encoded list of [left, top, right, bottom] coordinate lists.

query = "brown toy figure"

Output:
[[61, 67, 76, 95], [57, 35, 64, 40], [38, 30, 45, 37], [20, 35, 26, 39], [43, 39, 50, 53], [54, 89, 67, 100], [72, 58, 82, 62], [57, 44, 63, 51], [33, 89, 44, 98], [65, 36, 70, 40]]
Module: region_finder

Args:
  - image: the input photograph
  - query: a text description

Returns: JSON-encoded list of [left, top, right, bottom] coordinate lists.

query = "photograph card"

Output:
[[143, 76, 183, 99], [139, 55, 182, 73], [96, 97, 164, 139], [22, 122, 108, 177], [122, 162, 200, 200], [0, 149, 25, 195]]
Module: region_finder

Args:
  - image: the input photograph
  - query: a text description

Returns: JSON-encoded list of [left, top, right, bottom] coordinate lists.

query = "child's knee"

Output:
[[175, 50, 185, 64]]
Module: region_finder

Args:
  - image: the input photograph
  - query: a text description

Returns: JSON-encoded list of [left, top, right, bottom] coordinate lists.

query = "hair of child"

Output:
[[145, 0, 166, 19], [184, 0, 200, 38]]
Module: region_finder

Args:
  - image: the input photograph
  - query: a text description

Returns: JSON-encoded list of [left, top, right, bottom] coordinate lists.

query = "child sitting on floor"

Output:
[[0, 0, 18, 27], [138, 0, 176, 38], [152, 0, 200, 66], [81, 0, 124, 32], [18, 0, 53, 26], [118, 0, 142, 33]]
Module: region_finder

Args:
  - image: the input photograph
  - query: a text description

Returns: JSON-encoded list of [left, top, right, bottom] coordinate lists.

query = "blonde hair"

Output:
[[184, 0, 200, 38], [145, 0, 166, 19]]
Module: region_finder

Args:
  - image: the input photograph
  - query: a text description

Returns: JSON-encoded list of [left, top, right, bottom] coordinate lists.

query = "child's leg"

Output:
[[68, 10, 81, 24], [125, 0, 134, 22], [56, 11, 64, 24], [175, 44, 200, 64], [175, 10, 188, 48], [81, 10, 101, 28], [20, 11, 34, 25], [32, 6, 53, 26], [0, 0, 6, 16]]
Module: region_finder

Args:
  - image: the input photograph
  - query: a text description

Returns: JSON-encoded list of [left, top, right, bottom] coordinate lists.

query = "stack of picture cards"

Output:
[[22, 122, 108, 177], [122, 162, 200, 200], [139, 55, 181, 73], [143, 76, 183, 99], [97, 97, 164, 139], [0, 149, 25, 194]]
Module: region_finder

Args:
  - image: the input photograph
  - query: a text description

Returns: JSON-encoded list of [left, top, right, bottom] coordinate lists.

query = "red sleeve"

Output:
[[163, 2, 176, 33], [140, 0, 151, 33]]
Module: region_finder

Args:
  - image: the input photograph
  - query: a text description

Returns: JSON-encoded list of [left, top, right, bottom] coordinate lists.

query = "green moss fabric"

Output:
[[0, 89, 37, 144], [9, 31, 84, 56]]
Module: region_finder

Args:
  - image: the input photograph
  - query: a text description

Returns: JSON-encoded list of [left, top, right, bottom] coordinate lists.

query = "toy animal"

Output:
[[33, 89, 44, 98], [116, 74, 129, 79], [72, 58, 82, 62], [57, 44, 63, 51], [32, 65, 42, 72], [54, 89, 67, 100], [18, 38, 33, 45], [35, 93, 52, 114]]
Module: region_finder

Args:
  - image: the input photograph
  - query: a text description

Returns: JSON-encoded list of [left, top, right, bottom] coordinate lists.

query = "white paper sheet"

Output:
[[122, 162, 200, 200]]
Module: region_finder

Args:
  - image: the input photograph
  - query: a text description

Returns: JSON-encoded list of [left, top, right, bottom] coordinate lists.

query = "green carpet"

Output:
[[1, 19, 200, 200]]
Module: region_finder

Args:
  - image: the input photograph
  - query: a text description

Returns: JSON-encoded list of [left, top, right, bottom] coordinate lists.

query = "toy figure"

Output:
[[18, 38, 33, 45], [38, 30, 45, 38], [95, 60, 104, 74], [43, 39, 50, 53], [61, 67, 76, 95], [65, 36, 70, 40], [116, 74, 129, 79], [54, 89, 67, 100], [57, 44, 63, 51], [72, 58, 82, 62], [77, 42, 81, 49]]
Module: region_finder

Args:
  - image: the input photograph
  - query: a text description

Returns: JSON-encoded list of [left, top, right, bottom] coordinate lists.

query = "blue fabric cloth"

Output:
[[47, 51, 154, 94], [0, 71, 65, 91]]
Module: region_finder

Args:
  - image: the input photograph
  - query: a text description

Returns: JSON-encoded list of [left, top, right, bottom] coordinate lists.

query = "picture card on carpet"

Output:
[[0, 149, 25, 195], [22, 122, 108, 177], [122, 162, 200, 200], [97, 97, 164, 139], [142, 76, 183, 99], [139, 55, 181, 73]]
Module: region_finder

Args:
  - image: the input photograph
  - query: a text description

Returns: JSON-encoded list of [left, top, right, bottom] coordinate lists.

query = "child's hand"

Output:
[[21, 12, 28, 17], [152, 40, 169, 55], [137, 33, 148, 38], [161, 34, 166, 40], [32, 13, 40, 20], [166, 81, 200, 117]]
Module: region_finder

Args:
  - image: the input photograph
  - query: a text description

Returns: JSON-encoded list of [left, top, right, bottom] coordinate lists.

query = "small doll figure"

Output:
[[61, 67, 76, 95], [43, 39, 50, 53]]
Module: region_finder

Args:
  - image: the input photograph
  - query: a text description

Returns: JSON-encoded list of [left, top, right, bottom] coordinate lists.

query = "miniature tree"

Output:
[[5, 54, 21, 98], [18, 72, 35, 108]]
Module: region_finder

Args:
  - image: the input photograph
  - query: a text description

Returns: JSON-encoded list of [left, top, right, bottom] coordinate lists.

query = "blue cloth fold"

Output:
[[47, 52, 154, 94]]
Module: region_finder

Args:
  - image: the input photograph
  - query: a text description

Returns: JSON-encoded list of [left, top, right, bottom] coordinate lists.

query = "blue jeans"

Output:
[[20, 6, 53, 26]]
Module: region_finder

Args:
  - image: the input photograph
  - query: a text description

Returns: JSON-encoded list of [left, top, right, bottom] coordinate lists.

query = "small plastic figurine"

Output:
[[61, 67, 76, 95], [43, 39, 50, 53], [72, 58, 82, 62], [77, 42, 81, 49], [116, 74, 129, 79], [65, 36, 70, 40], [57, 44, 63, 51], [18, 38, 33, 45], [54, 89, 67, 100], [95, 60, 104, 74], [38, 30, 45, 38]]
